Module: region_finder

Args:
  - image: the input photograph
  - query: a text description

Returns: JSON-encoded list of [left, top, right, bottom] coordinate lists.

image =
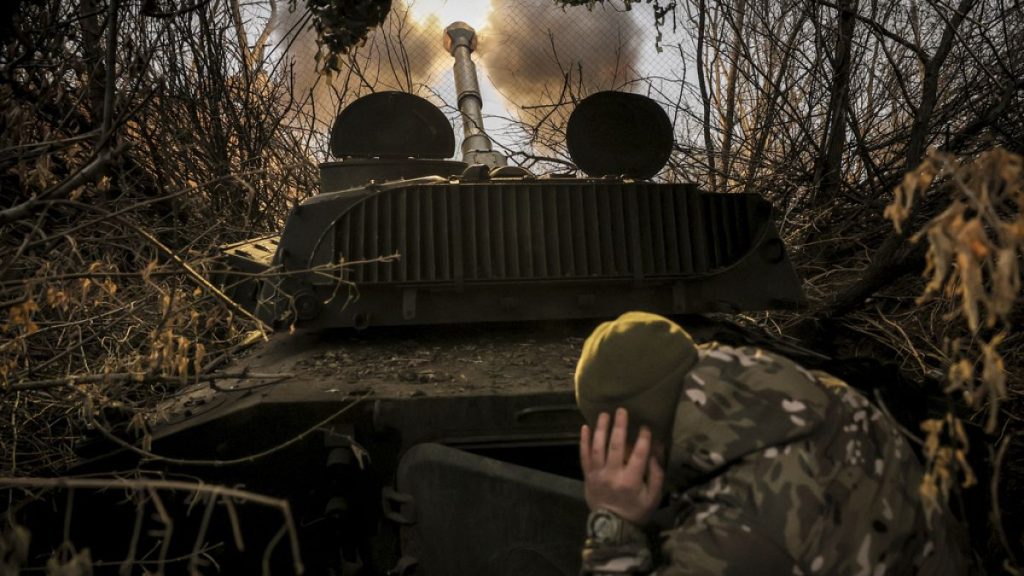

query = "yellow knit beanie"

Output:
[[575, 312, 697, 443]]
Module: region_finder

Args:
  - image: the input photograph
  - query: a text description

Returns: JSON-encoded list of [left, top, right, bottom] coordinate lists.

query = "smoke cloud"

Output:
[[478, 2, 642, 120], [272, 1, 450, 151], [273, 0, 645, 157]]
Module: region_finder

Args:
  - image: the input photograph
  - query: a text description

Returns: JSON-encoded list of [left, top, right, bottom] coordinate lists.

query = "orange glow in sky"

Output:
[[404, 0, 494, 32]]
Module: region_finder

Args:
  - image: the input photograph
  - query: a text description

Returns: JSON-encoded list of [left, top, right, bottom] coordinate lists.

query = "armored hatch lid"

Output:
[[396, 443, 587, 575], [566, 91, 673, 179], [330, 91, 456, 159]]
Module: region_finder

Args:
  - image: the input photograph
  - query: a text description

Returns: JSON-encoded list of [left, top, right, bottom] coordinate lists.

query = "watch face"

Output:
[[589, 511, 619, 542]]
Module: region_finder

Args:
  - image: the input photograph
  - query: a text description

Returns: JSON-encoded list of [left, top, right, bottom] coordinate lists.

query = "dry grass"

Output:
[[0, 0, 326, 569], [760, 149, 1024, 570], [0, 0, 321, 478]]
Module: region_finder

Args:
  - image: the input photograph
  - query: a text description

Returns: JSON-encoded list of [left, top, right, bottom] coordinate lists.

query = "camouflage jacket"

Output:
[[582, 344, 968, 576]]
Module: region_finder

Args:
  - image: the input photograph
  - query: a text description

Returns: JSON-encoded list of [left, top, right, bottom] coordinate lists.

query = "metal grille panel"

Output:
[[335, 182, 760, 284]]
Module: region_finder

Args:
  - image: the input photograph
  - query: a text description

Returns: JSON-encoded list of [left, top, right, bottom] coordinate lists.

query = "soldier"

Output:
[[575, 311, 968, 575]]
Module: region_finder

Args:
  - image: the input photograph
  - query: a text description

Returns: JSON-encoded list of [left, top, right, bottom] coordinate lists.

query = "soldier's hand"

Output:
[[580, 407, 665, 525]]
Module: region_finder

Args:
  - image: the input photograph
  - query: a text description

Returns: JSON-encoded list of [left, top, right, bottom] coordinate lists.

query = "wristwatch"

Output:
[[586, 509, 644, 546], [583, 509, 651, 573]]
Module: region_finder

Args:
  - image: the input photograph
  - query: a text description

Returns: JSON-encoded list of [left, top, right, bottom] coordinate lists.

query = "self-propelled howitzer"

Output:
[[219, 22, 803, 331]]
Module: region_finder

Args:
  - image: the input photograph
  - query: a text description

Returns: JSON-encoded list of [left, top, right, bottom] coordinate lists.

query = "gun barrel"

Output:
[[444, 22, 506, 168]]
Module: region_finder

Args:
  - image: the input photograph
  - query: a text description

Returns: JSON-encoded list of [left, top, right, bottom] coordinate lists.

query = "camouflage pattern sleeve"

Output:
[[657, 502, 796, 576], [581, 542, 652, 575]]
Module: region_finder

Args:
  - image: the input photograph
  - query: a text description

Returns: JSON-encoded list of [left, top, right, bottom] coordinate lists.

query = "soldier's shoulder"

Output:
[[692, 343, 832, 411]]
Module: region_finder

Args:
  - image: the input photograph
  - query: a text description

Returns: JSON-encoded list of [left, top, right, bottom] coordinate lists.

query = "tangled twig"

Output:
[[1, 475, 305, 575]]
